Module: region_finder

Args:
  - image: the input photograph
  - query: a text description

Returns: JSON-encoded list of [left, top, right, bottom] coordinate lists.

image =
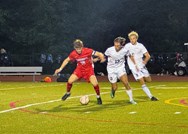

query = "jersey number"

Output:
[[115, 60, 120, 64]]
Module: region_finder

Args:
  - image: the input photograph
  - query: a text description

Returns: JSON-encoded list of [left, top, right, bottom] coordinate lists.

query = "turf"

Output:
[[0, 82, 188, 134]]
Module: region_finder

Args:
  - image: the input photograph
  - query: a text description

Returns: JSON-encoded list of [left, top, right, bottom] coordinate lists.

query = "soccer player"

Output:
[[125, 31, 158, 101], [105, 37, 137, 104], [54, 39, 105, 104]]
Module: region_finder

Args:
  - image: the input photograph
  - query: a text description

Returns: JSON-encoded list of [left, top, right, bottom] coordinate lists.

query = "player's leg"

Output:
[[67, 74, 79, 92], [142, 68, 152, 83], [139, 68, 158, 101], [138, 77, 152, 98], [119, 74, 136, 104], [62, 74, 79, 101], [144, 76, 152, 82], [108, 72, 118, 98], [131, 68, 153, 100], [138, 77, 157, 100], [110, 82, 117, 98], [89, 75, 102, 105]]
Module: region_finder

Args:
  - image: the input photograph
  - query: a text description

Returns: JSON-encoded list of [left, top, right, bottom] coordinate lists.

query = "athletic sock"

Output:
[[142, 84, 152, 98], [66, 83, 72, 93], [126, 89, 133, 102], [94, 85, 100, 97]]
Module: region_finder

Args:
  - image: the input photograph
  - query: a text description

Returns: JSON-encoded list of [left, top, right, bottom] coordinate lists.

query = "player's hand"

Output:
[[54, 68, 62, 76], [93, 58, 100, 63]]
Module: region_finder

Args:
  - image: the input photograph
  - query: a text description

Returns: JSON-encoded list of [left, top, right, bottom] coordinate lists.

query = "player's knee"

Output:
[[92, 83, 98, 87], [139, 78, 145, 85], [68, 79, 73, 84], [147, 79, 152, 83], [145, 77, 152, 82], [91, 80, 98, 87]]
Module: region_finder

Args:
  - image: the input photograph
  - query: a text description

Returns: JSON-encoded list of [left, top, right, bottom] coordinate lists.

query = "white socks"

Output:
[[126, 89, 133, 101], [142, 84, 152, 98]]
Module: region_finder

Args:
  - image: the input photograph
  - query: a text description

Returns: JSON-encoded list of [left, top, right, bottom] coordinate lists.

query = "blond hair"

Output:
[[128, 31, 139, 39], [73, 39, 84, 48]]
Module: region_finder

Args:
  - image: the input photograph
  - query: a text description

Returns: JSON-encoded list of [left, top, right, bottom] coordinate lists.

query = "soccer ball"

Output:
[[80, 95, 89, 105], [44, 77, 52, 83]]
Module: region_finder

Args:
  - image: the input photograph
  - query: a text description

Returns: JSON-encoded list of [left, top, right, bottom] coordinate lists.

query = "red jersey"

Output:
[[68, 47, 96, 81], [69, 47, 94, 70]]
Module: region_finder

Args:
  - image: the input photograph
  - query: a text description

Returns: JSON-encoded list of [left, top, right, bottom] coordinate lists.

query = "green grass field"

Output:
[[0, 82, 188, 134]]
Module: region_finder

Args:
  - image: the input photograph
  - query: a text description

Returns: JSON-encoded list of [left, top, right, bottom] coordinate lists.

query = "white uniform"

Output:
[[105, 46, 129, 83], [125, 42, 150, 80]]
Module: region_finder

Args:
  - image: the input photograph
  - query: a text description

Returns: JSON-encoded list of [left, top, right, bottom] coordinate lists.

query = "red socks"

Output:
[[94, 85, 100, 96], [66, 83, 72, 92], [67, 83, 100, 96]]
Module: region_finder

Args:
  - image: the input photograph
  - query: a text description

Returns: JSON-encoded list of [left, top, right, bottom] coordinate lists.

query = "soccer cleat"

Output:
[[61, 93, 71, 101], [110, 89, 116, 98], [151, 96, 159, 101], [97, 97, 102, 105], [130, 100, 137, 105]]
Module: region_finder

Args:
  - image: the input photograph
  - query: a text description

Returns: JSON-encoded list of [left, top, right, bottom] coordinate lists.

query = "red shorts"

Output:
[[73, 67, 95, 82]]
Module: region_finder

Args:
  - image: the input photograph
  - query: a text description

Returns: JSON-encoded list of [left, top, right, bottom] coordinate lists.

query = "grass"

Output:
[[0, 82, 188, 134]]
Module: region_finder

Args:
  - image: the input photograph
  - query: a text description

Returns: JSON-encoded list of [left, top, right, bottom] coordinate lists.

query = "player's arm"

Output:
[[124, 47, 136, 65], [143, 52, 151, 65], [126, 47, 139, 71], [129, 55, 139, 71], [92, 57, 100, 63], [129, 55, 136, 65], [54, 57, 70, 75], [93, 51, 106, 63], [141, 44, 150, 65]]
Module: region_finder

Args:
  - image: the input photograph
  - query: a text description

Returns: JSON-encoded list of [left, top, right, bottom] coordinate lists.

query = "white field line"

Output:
[[0, 84, 65, 91], [154, 87, 188, 89], [101, 85, 167, 90], [0, 85, 162, 114]]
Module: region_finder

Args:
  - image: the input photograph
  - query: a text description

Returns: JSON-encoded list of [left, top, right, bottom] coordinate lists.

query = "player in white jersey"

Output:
[[125, 31, 158, 101], [105, 37, 137, 104]]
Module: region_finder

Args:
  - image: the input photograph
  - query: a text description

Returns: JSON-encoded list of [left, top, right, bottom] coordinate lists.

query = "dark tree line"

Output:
[[0, 0, 188, 57]]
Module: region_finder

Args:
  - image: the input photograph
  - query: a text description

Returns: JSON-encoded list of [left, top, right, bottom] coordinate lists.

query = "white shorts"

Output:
[[131, 67, 150, 80], [107, 67, 127, 83]]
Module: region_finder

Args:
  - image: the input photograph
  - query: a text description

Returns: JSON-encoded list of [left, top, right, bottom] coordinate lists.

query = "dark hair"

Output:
[[73, 39, 84, 48], [114, 37, 126, 46]]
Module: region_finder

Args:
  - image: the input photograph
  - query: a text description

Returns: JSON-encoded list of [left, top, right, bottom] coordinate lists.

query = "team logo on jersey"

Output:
[[76, 57, 88, 61]]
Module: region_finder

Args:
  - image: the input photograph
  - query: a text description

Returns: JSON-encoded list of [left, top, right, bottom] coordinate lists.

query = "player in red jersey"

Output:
[[54, 39, 105, 104]]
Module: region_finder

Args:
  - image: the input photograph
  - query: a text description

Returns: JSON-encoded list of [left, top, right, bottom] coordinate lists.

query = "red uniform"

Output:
[[69, 47, 95, 81]]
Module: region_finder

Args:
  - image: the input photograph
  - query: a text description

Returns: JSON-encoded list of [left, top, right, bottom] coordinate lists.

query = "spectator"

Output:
[[0, 48, 12, 66]]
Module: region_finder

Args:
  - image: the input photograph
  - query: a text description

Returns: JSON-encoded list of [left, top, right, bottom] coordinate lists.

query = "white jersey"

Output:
[[125, 42, 147, 70], [105, 46, 129, 73]]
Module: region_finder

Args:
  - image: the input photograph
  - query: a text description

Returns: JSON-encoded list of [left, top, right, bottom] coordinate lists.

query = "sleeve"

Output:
[[92, 50, 96, 56], [84, 48, 94, 56], [104, 48, 110, 56], [68, 51, 75, 61], [123, 46, 131, 56], [141, 44, 148, 54]]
